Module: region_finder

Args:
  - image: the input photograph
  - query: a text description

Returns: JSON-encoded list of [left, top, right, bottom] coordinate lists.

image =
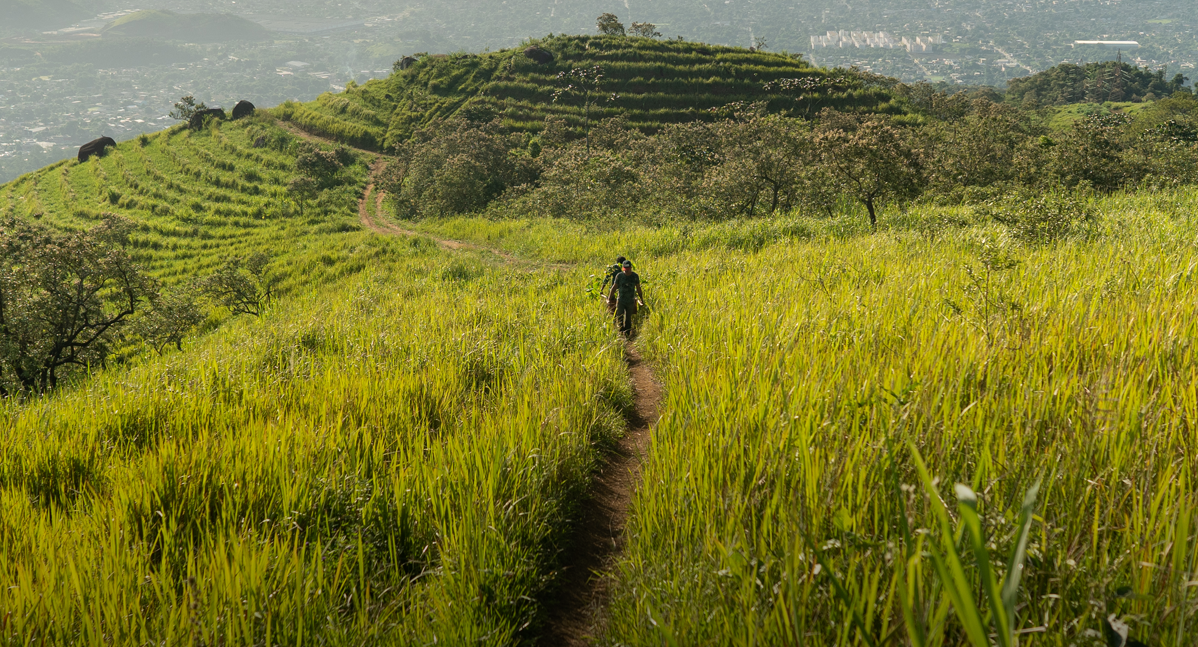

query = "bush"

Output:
[[199, 253, 275, 316], [977, 186, 1097, 243], [393, 119, 535, 218]]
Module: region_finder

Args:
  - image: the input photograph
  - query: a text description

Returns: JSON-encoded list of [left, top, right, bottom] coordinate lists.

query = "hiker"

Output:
[[599, 255, 626, 313], [607, 260, 644, 338], [599, 255, 626, 295]]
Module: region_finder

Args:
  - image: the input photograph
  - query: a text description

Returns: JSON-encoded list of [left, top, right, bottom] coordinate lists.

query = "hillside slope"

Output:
[[0, 116, 376, 291], [275, 35, 903, 151]]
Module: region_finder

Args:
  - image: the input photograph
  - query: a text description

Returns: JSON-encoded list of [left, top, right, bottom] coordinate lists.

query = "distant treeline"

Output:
[[376, 89, 1198, 227], [1007, 60, 1189, 107]]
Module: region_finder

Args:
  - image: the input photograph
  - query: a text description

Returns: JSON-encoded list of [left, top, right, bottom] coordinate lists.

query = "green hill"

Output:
[[1008, 60, 1188, 107], [274, 34, 904, 151], [102, 10, 269, 43]]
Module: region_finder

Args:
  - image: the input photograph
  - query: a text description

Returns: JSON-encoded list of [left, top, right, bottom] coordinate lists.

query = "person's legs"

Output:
[[615, 301, 637, 337]]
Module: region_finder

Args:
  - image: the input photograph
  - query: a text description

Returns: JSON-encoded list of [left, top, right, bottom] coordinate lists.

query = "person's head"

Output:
[[621, 260, 632, 273], [616, 256, 626, 265]]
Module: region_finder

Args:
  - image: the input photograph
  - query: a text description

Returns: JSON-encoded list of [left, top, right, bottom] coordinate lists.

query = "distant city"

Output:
[[810, 30, 944, 53], [1, 0, 1195, 183]]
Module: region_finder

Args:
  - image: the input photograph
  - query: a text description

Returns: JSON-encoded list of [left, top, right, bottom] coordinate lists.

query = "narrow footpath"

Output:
[[349, 155, 663, 645], [539, 345, 661, 646]]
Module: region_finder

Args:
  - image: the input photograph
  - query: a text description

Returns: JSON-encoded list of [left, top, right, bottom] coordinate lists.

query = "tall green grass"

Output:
[[603, 196, 1198, 645], [0, 243, 631, 644], [396, 191, 1198, 645]]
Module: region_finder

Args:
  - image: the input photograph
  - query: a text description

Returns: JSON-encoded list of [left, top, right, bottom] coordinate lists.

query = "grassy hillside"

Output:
[[0, 117, 371, 290], [0, 113, 634, 643], [274, 35, 904, 150], [102, 10, 269, 43]]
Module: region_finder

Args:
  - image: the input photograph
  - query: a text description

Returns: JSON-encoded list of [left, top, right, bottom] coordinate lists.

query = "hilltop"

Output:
[[102, 10, 270, 43], [275, 35, 904, 151]]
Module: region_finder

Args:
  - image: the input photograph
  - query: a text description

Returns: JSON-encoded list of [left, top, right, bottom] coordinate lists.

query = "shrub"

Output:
[[978, 186, 1097, 243], [199, 253, 275, 316]]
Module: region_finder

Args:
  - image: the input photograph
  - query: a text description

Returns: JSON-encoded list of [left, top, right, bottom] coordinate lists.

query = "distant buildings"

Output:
[[810, 31, 944, 53], [903, 35, 944, 53], [1073, 40, 1140, 49]]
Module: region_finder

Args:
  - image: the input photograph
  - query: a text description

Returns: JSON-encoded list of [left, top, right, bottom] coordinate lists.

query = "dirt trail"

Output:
[[538, 344, 662, 646], [355, 165, 574, 269], [297, 117, 658, 643]]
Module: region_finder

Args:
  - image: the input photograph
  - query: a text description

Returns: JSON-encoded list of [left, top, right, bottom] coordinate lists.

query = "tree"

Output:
[[813, 110, 924, 228], [200, 253, 275, 317], [133, 284, 204, 354], [596, 13, 625, 36], [288, 142, 348, 214], [553, 66, 616, 155], [294, 142, 348, 188], [168, 95, 207, 122], [286, 176, 319, 215], [0, 215, 156, 394], [922, 99, 1042, 195], [700, 112, 813, 217], [629, 22, 661, 38]]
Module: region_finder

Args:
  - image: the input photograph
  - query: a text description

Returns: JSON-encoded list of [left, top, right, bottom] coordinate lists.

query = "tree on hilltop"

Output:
[[596, 13, 625, 36], [629, 22, 661, 38], [168, 94, 207, 122]]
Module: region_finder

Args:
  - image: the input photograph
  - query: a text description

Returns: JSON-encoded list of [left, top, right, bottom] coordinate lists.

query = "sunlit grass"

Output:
[[0, 244, 631, 644], [398, 191, 1198, 645]]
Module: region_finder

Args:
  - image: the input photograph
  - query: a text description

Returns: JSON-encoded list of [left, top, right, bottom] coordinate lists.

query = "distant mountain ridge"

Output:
[[101, 10, 270, 42], [0, 0, 95, 32]]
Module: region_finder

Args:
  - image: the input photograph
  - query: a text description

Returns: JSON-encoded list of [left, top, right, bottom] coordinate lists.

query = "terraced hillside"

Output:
[[274, 35, 904, 151], [0, 116, 382, 293]]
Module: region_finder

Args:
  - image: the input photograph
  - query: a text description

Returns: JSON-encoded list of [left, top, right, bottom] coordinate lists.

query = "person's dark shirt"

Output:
[[613, 271, 640, 303]]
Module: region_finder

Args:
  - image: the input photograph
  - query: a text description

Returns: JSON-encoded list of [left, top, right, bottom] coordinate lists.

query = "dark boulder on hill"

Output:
[[231, 100, 255, 120], [77, 136, 116, 163], [189, 107, 226, 130], [397, 56, 417, 70], [523, 46, 553, 64]]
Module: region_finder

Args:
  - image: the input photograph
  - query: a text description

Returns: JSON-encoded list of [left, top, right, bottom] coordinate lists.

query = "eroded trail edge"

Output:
[[539, 344, 662, 646]]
